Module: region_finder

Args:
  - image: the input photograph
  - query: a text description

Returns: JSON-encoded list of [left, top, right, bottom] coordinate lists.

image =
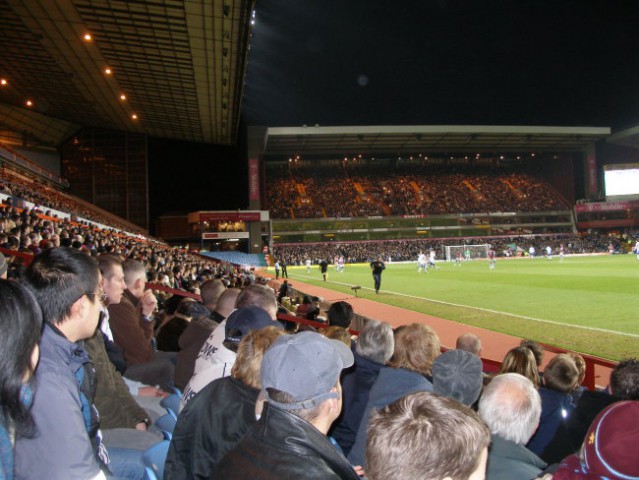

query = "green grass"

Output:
[[280, 255, 639, 361]]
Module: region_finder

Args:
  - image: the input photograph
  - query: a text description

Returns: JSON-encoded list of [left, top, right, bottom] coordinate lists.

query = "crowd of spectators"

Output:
[[266, 164, 569, 219], [1, 169, 145, 233], [272, 233, 620, 265]]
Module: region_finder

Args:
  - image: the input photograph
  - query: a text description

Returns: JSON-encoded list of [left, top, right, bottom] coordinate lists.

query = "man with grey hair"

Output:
[[456, 332, 482, 356], [331, 320, 394, 455], [479, 373, 548, 480], [215, 331, 359, 479]]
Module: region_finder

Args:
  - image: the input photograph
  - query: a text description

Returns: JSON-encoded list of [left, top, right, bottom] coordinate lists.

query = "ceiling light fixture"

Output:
[[104, 67, 112, 75], [0, 78, 7, 86], [83, 33, 92, 41], [25, 99, 33, 107], [131, 113, 138, 120], [119, 93, 126, 101]]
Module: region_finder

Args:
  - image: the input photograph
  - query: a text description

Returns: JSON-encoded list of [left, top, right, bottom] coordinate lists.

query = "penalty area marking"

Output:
[[291, 273, 639, 339]]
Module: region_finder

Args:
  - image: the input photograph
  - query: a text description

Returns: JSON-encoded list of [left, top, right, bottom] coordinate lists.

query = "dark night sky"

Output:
[[150, 0, 639, 227], [243, 0, 639, 129]]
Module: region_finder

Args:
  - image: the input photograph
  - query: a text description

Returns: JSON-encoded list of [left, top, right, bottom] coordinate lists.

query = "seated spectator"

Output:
[[526, 354, 579, 457], [327, 301, 354, 329], [164, 326, 285, 479], [520, 339, 545, 375], [215, 331, 358, 479], [432, 349, 483, 406], [199, 278, 226, 312], [455, 332, 482, 356], [498, 346, 541, 388], [295, 295, 313, 318], [542, 358, 639, 464], [478, 373, 547, 480], [0, 280, 42, 480], [348, 323, 440, 467], [85, 255, 159, 436], [365, 391, 490, 480], [108, 259, 176, 390], [552, 401, 639, 480], [321, 326, 352, 348], [156, 299, 210, 352], [331, 320, 394, 456], [182, 306, 276, 405], [567, 352, 587, 405], [15, 248, 144, 479], [173, 288, 239, 391], [183, 284, 278, 404]]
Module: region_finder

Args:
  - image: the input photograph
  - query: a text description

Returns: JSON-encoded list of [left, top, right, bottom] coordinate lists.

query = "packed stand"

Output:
[[266, 163, 569, 219]]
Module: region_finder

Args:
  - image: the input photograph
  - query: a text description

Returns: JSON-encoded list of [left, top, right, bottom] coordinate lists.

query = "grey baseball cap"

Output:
[[433, 349, 483, 406], [261, 330, 354, 410]]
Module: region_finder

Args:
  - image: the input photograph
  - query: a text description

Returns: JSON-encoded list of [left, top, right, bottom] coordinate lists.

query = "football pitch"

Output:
[[283, 255, 639, 361]]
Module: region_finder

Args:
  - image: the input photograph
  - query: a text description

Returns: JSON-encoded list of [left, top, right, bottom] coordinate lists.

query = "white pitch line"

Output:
[[290, 273, 639, 339]]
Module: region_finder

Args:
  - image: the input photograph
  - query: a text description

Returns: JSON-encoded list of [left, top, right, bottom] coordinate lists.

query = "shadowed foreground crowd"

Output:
[[1, 246, 637, 480]]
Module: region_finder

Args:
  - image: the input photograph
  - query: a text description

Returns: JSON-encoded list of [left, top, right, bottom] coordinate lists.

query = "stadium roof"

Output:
[[0, 0, 254, 147], [606, 125, 639, 150], [262, 125, 611, 159]]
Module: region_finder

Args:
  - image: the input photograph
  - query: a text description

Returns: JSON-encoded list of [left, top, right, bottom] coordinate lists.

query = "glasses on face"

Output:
[[88, 290, 108, 303]]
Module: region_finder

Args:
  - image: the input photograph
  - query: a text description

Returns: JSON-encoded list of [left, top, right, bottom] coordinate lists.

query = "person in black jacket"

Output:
[[164, 326, 285, 480], [215, 331, 360, 480]]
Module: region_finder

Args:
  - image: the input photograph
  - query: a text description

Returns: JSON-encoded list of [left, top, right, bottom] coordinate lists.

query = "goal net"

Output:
[[445, 244, 490, 262]]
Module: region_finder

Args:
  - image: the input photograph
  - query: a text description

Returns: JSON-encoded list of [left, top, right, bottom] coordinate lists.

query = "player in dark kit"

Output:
[[370, 257, 386, 294], [320, 258, 329, 281]]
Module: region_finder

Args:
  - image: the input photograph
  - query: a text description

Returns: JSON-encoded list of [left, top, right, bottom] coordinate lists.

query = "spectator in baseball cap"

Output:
[[215, 331, 359, 479]]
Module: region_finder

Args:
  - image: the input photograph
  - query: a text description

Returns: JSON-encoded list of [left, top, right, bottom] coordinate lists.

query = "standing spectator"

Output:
[[0, 280, 42, 480], [274, 259, 280, 280], [370, 257, 385, 294]]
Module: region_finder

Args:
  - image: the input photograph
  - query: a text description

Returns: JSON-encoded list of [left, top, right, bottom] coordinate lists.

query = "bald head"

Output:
[[200, 279, 226, 309], [214, 288, 240, 319], [456, 333, 482, 356]]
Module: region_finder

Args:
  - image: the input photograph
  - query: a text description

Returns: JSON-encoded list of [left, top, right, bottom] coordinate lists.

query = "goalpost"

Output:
[[445, 244, 490, 262]]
